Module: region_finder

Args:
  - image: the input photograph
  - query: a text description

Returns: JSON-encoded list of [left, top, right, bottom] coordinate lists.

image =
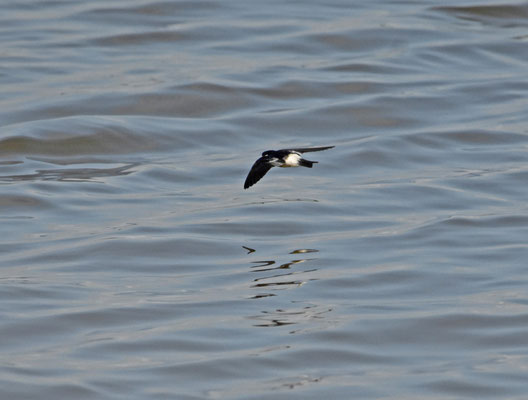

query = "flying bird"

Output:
[[244, 146, 334, 189]]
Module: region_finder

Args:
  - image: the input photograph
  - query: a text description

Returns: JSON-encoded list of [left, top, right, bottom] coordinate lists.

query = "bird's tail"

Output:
[[299, 159, 317, 168]]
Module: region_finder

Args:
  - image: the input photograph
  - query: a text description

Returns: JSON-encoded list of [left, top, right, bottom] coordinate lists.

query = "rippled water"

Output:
[[2, 0, 528, 398]]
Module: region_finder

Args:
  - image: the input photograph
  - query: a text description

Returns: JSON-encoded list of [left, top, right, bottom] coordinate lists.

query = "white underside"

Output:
[[281, 153, 301, 167]]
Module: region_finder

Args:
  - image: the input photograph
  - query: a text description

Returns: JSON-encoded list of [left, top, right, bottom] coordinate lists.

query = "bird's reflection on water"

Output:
[[244, 246, 332, 328]]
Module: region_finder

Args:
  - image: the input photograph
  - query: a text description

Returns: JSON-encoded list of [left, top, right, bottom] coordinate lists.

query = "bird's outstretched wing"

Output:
[[282, 146, 334, 153], [244, 157, 273, 189]]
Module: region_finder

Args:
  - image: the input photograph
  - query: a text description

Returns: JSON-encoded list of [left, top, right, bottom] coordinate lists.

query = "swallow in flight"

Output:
[[244, 146, 334, 189]]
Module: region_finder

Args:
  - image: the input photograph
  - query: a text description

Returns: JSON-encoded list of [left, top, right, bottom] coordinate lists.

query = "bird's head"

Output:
[[261, 150, 274, 158]]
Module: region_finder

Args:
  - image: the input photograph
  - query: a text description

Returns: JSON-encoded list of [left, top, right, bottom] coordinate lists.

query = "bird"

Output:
[[244, 146, 334, 189]]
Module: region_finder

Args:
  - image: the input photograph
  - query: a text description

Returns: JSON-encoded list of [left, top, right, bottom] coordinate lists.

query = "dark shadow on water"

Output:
[[242, 245, 256, 254], [249, 249, 318, 288]]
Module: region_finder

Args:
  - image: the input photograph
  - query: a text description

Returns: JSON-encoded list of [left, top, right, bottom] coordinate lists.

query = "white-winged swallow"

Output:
[[244, 146, 334, 189]]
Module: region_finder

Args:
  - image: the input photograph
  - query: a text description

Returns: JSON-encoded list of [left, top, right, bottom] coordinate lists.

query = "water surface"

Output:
[[1, 0, 528, 399]]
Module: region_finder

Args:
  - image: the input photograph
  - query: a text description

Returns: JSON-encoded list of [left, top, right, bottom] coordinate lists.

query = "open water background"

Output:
[[2, 0, 528, 398]]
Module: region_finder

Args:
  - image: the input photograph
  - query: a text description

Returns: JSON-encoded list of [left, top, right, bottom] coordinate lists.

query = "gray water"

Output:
[[2, 0, 528, 399]]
